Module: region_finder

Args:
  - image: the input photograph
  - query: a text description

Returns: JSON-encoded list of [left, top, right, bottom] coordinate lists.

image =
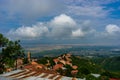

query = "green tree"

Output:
[[80, 67, 91, 75], [0, 33, 9, 73], [2, 40, 24, 69], [86, 74, 98, 80], [0, 34, 9, 47], [98, 76, 109, 80], [0, 33, 24, 73]]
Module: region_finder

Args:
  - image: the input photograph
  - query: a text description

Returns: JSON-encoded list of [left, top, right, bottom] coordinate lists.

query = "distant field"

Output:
[[24, 44, 72, 53], [23, 45, 120, 58]]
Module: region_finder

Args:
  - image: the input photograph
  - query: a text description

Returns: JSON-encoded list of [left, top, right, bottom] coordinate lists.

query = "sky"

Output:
[[0, 0, 120, 45]]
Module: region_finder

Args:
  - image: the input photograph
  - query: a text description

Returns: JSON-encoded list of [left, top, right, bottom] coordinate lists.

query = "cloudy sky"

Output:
[[0, 0, 120, 45]]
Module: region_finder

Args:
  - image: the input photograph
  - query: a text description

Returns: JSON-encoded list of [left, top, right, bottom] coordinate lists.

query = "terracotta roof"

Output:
[[59, 60, 66, 65], [53, 58, 59, 63], [31, 61, 38, 65], [53, 64, 63, 70], [71, 70, 78, 75], [66, 61, 72, 66], [72, 65, 78, 69], [72, 77, 77, 80], [24, 61, 44, 70]]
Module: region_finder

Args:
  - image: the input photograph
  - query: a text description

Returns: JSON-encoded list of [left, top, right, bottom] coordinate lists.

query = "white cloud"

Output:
[[8, 23, 49, 39], [72, 29, 84, 38], [63, 0, 116, 18], [8, 14, 77, 39], [49, 14, 77, 38], [94, 24, 120, 40], [8, 14, 96, 40], [67, 5, 108, 17], [50, 14, 76, 27], [105, 24, 120, 34]]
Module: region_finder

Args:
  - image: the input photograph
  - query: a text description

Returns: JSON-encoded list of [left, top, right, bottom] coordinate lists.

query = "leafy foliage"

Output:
[[86, 74, 98, 80], [92, 57, 120, 72], [0, 34, 9, 47], [101, 70, 120, 78], [0, 33, 25, 73], [37, 57, 55, 67]]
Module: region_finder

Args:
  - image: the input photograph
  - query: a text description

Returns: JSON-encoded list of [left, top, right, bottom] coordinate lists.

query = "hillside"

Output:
[[36, 54, 120, 79], [92, 56, 120, 72]]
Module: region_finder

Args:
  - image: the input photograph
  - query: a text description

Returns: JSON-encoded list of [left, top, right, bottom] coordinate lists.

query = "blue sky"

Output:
[[0, 0, 120, 45]]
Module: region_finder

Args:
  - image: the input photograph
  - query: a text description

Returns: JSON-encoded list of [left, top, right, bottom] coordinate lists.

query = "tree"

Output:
[[0, 33, 24, 73], [0, 34, 9, 47], [86, 74, 98, 80], [2, 40, 24, 69], [0, 33, 9, 73], [80, 67, 91, 75]]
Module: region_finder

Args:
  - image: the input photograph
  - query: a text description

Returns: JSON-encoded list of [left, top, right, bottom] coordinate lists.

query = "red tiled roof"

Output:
[[31, 61, 38, 65], [53, 64, 63, 70], [53, 58, 59, 63], [59, 60, 66, 65], [24, 62, 44, 71], [71, 70, 78, 74], [72, 65, 78, 69]]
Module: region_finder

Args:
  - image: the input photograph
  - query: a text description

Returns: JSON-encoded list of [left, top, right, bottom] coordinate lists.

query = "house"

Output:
[[53, 63, 63, 70], [72, 65, 78, 69], [15, 58, 23, 69], [24, 61, 44, 70]]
